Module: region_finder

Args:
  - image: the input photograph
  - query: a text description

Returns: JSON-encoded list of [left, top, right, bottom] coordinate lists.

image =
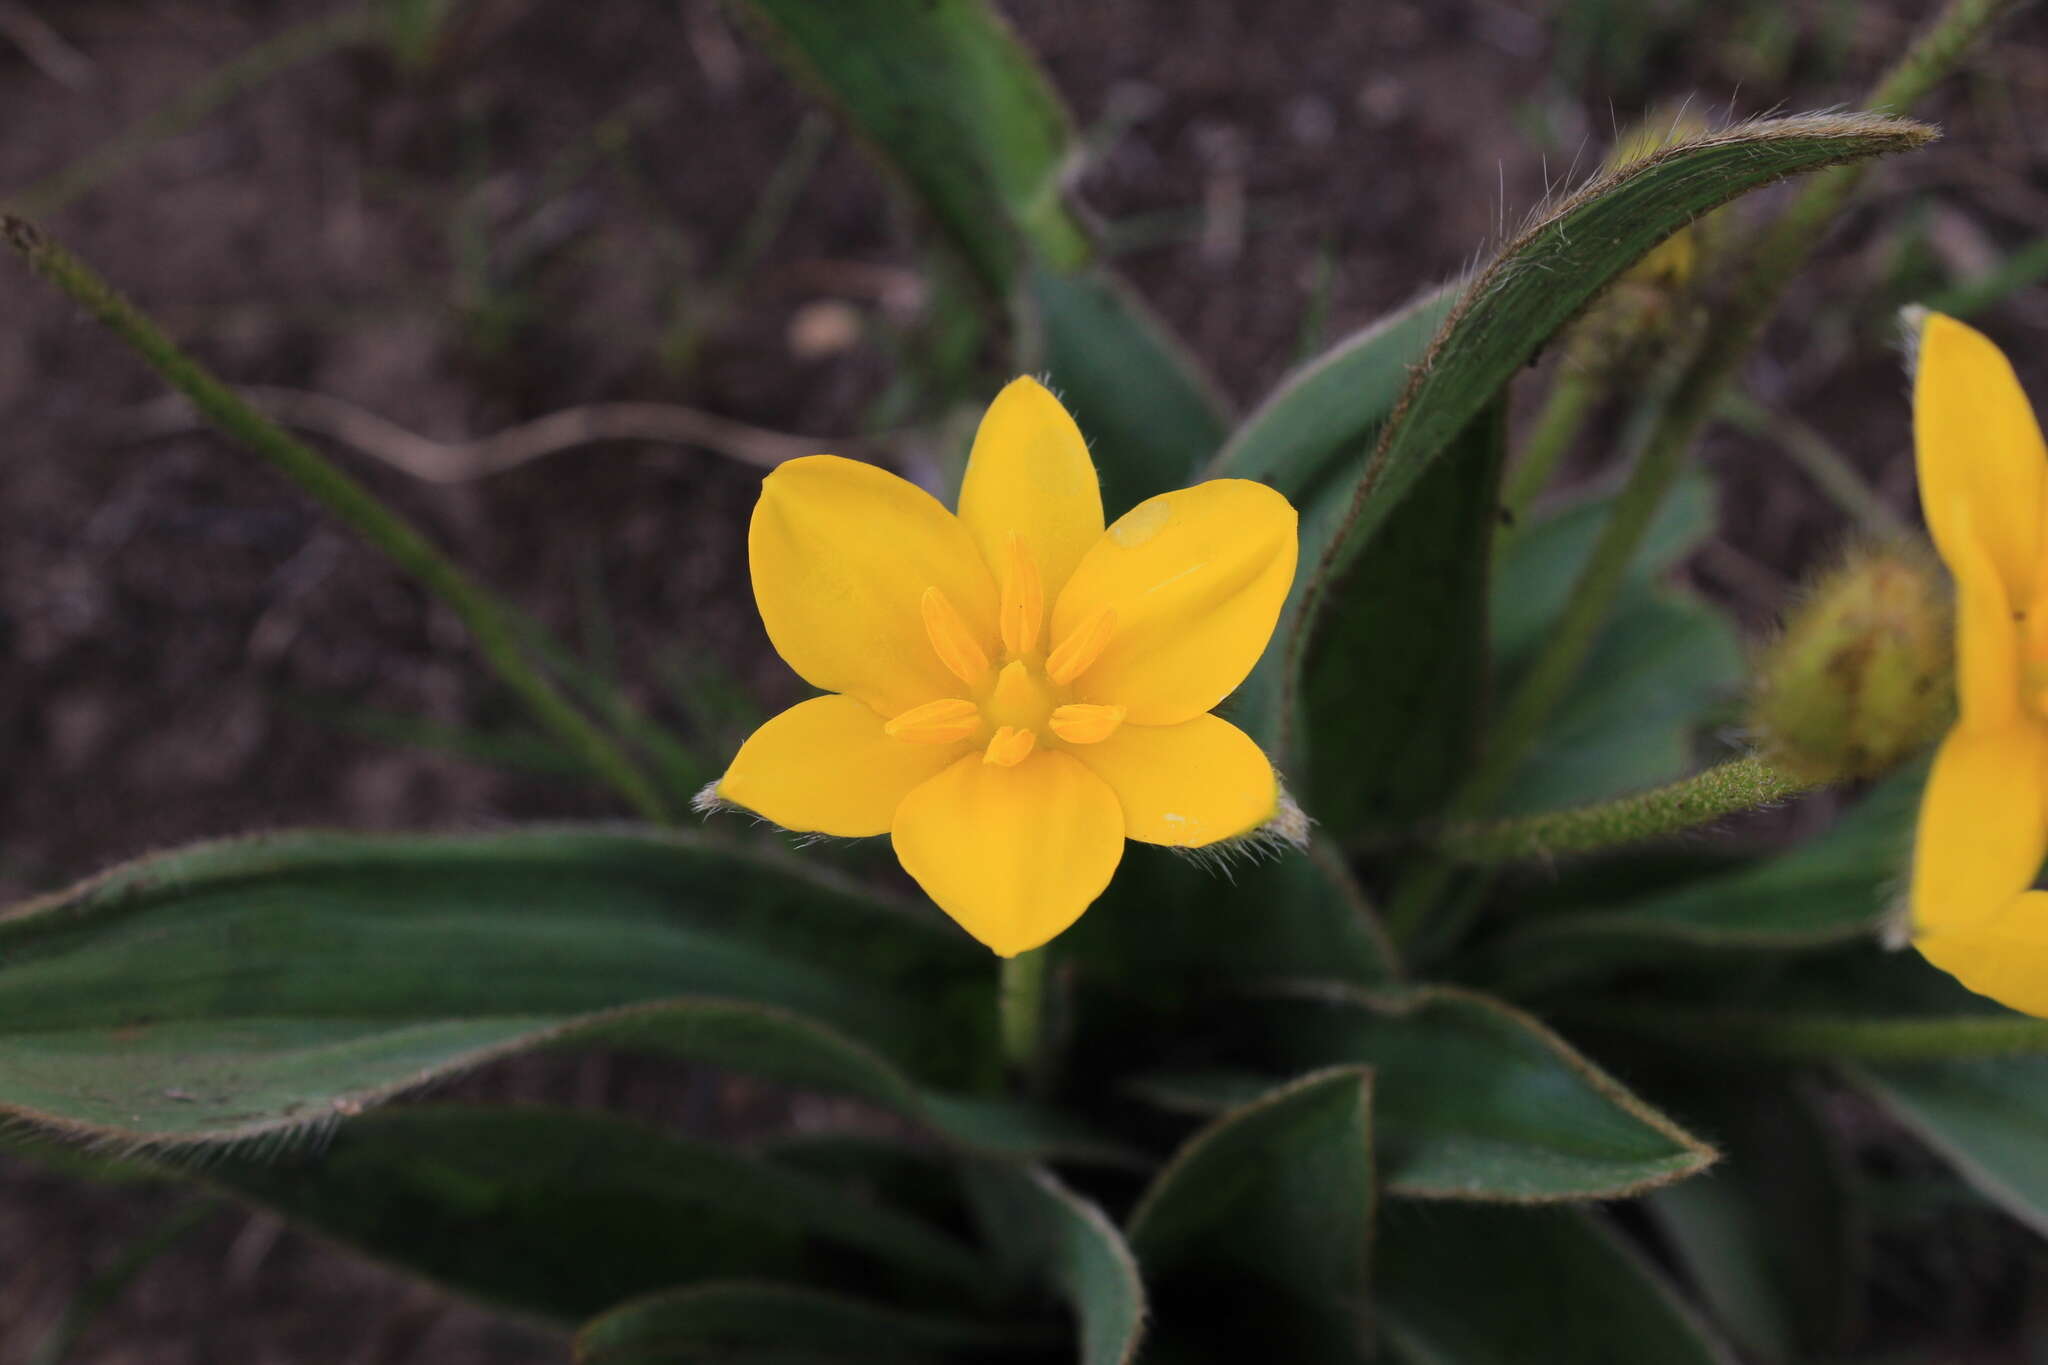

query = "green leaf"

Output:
[[1286, 115, 1932, 711], [732, 0, 1229, 509], [576, 1282, 1039, 1364], [1066, 836, 1397, 997], [1299, 402, 1505, 833], [733, 0, 1085, 290], [963, 1162, 1147, 1365], [1489, 473, 1718, 680], [1126, 1068, 1374, 1363], [1494, 585, 1743, 815], [1210, 282, 1461, 498], [1027, 265, 1231, 516], [1645, 1077, 1859, 1363], [1486, 471, 1740, 815], [1376, 1204, 1735, 1364], [1847, 1056, 2048, 1238], [208, 1105, 990, 1324], [0, 830, 1120, 1161], [1223, 285, 1456, 751], [1138, 985, 1714, 1200], [1484, 765, 1920, 995]]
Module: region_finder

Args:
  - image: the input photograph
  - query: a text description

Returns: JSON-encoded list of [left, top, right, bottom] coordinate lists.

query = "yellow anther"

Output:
[[921, 586, 991, 686], [1046, 607, 1117, 686], [983, 725, 1037, 767], [999, 533, 1045, 657], [884, 697, 982, 745], [1047, 703, 1126, 745]]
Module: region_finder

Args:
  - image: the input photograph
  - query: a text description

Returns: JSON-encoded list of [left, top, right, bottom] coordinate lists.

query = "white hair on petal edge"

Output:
[[1171, 785, 1312, 878]]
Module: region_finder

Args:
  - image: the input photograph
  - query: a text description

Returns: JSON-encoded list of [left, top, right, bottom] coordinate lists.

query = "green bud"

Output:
[[1749, 546, 1954, 784]]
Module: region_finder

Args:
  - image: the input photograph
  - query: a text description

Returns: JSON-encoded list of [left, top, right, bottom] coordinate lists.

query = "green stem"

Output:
[[1455, 0, 2015, 823], [3, 216, 671, 823], [1437, 756, 1818, 864], [8, 9, 373, 218], [1501, 363, 1604, 525], [999, 948, 1050, 1082]]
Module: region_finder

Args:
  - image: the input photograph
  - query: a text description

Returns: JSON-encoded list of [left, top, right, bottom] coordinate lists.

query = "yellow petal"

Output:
[[751, 456, 998, 716], [1915, 311, 2044, 604], [1049, 480, 1298, 725], [1910, 722, 2047, 939], [1917, 890, 2048, 1018], [1949, 507, 2021, 729], [891, 749, 1124, 956], [717, 695, 968, 837], [957, 377, 1105, 611], [1071, 712, 1277, 847]]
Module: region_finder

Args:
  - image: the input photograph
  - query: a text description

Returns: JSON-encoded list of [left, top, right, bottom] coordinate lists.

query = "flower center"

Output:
[[884, 537, 1128, 765]]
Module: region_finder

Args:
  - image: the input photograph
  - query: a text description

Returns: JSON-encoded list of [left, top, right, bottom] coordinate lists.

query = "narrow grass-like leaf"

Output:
[[1847, 1057, 2048, 1239], [209, 1106, 991, 1325], [963, 1162, 1146, 1365], [1138, 984, 1714, 1200], [1377, 1204, 1736, 1365], [1126, 1068, 1374, 1363], [1285, 114, 1934, 714], [576, 1282, 1039, 1364], [0, 830, 1121, 1160]]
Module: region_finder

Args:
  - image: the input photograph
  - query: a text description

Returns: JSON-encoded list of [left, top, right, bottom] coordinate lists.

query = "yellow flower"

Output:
[[703, 377, 1300, 957], [1909, 311, 2048, 1015]]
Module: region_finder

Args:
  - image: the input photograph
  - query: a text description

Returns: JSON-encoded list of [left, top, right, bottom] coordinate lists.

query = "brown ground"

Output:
[[5, 1, 2048, 1359]]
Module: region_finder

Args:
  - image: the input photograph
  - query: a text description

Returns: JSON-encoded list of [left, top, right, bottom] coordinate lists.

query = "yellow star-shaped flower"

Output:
[[1910, 311, 2048, 1014], [703, 377, 1299, 957]]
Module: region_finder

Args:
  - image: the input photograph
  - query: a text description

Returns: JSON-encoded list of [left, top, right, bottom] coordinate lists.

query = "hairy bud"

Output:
[[1749, 546, 1954, 784]]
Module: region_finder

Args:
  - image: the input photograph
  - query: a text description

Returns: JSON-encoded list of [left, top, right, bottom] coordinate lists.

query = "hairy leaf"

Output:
[[577, 1282, 1038, 1364], [209, 1106, 988, 1324], [0, 830, 1116, 1160], [1127, 1068, 1374, 1362], [963, 1162, 1147, 1365], [1377, 1204, 1735, 1364], [1135, 985, 1714, 1200]]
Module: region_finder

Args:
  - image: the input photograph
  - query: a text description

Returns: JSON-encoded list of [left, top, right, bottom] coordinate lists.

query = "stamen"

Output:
[[983, 725, 1037, 767], [999, 532, 1045, 657], [921, 586, 991, 686], [1046, 607, 1117, 685], [885, 697, 982, 744], [1048, 703, 1126, 745]]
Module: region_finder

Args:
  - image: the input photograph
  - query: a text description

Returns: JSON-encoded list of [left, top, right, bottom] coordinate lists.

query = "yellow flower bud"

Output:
[[1749, 546, 1955, 784]]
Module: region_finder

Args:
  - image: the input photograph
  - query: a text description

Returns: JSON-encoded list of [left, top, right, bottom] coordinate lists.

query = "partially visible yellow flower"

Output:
[[703, 378, 1299, 957], [1909, 311, 2048, 1015]]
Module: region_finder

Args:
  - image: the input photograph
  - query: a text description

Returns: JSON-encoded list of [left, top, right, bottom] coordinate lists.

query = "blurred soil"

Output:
[[5, 0, 2048, 1359]]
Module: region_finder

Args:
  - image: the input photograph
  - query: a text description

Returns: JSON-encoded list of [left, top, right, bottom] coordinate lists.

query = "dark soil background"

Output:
[[5, 1, 2048, 1359]]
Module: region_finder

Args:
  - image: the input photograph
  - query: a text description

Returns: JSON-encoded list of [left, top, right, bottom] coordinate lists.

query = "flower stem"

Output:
[[999, 947, 1051, 1083], [1436, 756, 1819, 864], [2, 215, 672, 824]]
